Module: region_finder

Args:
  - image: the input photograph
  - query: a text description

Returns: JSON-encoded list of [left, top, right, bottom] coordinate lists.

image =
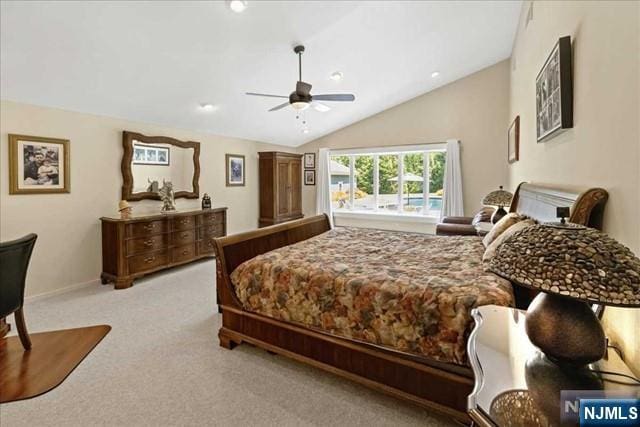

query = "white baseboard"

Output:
[[25, 278, 101, 302]]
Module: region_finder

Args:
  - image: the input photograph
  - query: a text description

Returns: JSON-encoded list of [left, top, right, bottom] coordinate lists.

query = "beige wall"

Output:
[[298, 60, 511, 219], [0, 100, 286, 297], [508, 1, 639, 373]]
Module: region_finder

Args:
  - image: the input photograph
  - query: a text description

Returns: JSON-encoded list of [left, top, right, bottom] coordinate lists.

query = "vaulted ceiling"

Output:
[[1, 1, 521, 146]]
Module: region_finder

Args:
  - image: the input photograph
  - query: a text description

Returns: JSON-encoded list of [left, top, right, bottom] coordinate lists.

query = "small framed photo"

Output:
[[226, 154, 245, 186], [304, 169, 316, 186], [508, 115, 520, 163], [9, 134, 70, 194], [304, 153, 316, 169], [133, 143, 170, 166]]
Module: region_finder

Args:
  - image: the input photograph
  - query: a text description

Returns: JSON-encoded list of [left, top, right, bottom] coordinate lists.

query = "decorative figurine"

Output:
[[158, 180, 176, 212], [202, 193, 212, 210], [118, 200, 132, 219]]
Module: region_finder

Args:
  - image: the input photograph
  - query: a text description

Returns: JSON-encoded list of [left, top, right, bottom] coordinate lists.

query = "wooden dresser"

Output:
[[258, 151, 303, 227], [100, 208, 226, 289]]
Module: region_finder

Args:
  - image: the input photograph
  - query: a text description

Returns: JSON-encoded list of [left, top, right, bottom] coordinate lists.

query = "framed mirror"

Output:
[[121, 131, 200, 201]]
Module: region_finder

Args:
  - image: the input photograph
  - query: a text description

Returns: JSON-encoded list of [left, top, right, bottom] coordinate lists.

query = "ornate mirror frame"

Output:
[[121, 131, 200, 201]]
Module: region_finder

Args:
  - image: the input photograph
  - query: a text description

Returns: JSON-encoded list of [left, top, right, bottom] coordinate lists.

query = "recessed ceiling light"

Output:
[[228, 0, 247, 13], [302, 129, 310, 134], [431, 71, 440, 78], [199, 103, 216, 112], [330, 71, 343, 81]]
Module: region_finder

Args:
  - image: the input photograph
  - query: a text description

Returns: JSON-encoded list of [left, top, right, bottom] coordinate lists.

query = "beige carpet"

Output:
[[0, 260, 455, 426]]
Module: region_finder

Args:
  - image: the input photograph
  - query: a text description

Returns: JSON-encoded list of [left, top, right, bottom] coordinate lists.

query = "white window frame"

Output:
[[330, 143, 446, 220]]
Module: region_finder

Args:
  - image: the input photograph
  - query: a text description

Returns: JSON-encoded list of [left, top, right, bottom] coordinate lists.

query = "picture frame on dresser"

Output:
[[8, 134, 70, 194], [536, 36, 573, 142]]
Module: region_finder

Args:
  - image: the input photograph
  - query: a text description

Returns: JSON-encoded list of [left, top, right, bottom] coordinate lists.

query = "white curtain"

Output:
[[441, 139, 464, 218], [315, 148, 333, 227]]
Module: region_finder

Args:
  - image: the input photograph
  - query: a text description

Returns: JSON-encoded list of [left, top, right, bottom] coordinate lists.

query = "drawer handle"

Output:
[[181, 232, 189, 239], [180, 218, 190, 224], [144, 256, 156, 264], [144, 239, 154, 247], [182, 250, 189, 255], [207, 241, 213, 247], [144, 223, 156, 230]]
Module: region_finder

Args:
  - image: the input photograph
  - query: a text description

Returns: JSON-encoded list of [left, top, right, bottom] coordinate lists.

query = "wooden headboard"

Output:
[[509, 182, 608, 230]]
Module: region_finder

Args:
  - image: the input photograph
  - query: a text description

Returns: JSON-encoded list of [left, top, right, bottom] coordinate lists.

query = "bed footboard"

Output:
[[213, 214, 331, 310]]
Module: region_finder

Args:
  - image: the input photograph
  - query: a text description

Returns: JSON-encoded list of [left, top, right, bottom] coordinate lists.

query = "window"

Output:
[[330, 145, 446, 217]]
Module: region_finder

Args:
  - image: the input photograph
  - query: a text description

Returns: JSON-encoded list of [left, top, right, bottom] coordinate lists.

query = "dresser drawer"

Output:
[[199, 238, 216, 255], [172, 229, 196, 245], [172, 243, 196, 264], [126, 234, 168, 255], [128, 250, 168, 274], [200, 224, 224, 238], [127, 220, 167, 238], [200, 212, 224, 226], [173, 215, 196, 231]]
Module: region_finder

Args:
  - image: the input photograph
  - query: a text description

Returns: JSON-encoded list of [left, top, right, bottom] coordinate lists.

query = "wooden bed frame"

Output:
[[213, 183, 608, 423]]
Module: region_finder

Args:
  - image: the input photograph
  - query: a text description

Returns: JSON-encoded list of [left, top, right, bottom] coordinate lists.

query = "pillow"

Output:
[[482, 219, 536, 262], [482, 212, 525, 248], [471, 207, 495, 226]]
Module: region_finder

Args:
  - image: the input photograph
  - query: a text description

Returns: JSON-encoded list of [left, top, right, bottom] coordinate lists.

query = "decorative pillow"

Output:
[[482, 212, 525, 248], [471, 207, 495, 226], [483, 219, 536, 262]]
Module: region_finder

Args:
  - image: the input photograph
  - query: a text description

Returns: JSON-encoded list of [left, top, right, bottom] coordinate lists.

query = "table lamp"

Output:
[[488, 218, 640, 366], [482, 186, 514, 224]]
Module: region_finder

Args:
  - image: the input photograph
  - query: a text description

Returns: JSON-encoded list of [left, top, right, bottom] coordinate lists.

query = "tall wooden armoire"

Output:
[[258, 151, 303, 227]]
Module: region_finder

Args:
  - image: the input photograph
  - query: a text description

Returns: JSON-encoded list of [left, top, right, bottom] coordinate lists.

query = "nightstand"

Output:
[[467, 305, 638, 427]]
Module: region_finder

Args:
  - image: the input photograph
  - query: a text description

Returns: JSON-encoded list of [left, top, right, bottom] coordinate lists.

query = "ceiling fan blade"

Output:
[[296, 81, 312, 96], [312, 102, 331, 112], [312, 94, 355, 102], [246, 92, 288, 99], [268, 102, 290, 112]]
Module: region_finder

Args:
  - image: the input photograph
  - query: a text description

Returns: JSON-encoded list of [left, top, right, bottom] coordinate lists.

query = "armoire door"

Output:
[[277, 159, 290, 216], [289, 159, 302, 214]]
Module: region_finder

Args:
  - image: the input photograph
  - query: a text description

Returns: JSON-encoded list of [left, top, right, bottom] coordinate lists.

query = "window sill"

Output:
[[332, 210, 440, 224]]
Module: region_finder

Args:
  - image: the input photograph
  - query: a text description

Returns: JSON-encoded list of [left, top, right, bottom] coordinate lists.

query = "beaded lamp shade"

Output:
[[489, 224, 640, 307], [482, 186, 513, 207]]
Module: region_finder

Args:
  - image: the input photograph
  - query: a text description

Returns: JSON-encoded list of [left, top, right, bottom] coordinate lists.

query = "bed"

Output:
[[213, 183, 608, 423]]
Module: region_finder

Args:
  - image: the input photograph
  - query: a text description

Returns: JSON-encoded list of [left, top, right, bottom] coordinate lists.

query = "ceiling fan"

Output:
[[246, 45, 355, 112]]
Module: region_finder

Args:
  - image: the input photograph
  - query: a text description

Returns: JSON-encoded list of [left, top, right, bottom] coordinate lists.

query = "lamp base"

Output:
[[491, 206, 507, 224], [525, 293, 606, 366]]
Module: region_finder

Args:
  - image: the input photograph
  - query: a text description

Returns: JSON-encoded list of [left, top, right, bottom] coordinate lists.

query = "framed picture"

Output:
[[226, 154, 245, 186], [304, 169, 316, 186], [9, 134, 70, 194], [304, 152, 316, 169], [508, 115, 520, 163], [132, 143, 170, 166], [536, 36, 573, 142]]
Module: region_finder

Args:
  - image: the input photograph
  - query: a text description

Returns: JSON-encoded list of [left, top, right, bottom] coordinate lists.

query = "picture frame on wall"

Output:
[[536, 35, 573, 142], [304, 152, 316, 169], [9, 134, 70, 194], [226, 154, 245, 187], [304, 169, 316, 186], [508, 115, 520, 163], [133, 143, 170, 166]]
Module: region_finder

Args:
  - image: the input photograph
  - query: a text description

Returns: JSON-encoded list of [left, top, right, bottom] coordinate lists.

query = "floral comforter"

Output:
[[230, 227, 513, 365]]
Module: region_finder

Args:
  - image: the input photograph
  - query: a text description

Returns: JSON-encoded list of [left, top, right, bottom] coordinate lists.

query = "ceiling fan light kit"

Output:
[[246, 45, 356, 114]]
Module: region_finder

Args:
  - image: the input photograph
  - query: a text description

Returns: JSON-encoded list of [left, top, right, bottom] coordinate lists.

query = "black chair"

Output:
[[0, 234, 37, 350]]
